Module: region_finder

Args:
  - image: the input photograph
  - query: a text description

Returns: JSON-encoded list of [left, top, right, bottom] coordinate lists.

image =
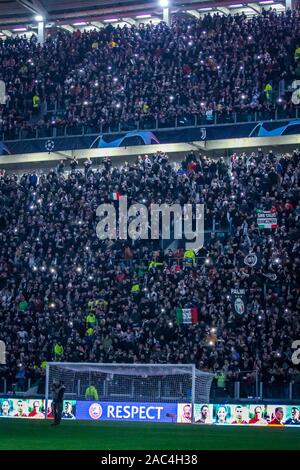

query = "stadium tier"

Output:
[[0, 9, 300, 141], [0, 148, 299, 404]]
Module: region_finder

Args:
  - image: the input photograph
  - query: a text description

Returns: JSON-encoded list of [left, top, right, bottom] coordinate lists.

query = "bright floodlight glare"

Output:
[[159, 0, 169, 7], [35, 15, 44, 22]]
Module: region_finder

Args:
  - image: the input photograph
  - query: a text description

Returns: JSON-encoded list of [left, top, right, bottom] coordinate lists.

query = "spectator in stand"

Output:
[[0, 9, 299, 139], [85, 385, 99, 401]]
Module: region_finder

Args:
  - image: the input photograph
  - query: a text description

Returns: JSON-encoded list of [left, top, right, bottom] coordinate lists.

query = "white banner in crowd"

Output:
[[0, 80, 6, 105]]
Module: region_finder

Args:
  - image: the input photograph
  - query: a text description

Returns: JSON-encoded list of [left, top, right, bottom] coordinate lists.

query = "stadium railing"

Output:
[[210, 371, 300, 403], [1, 373, 299, 402], [2, 106, 299, 142]]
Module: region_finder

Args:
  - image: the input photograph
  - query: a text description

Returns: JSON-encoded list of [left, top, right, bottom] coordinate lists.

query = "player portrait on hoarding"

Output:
[[249, 405, 268, 425], [28, 400, 45, 419], [230, 405, 248, 424], [195, 404, 212, 424], [14, 399, 28, 417], [62, 401, 76, 419], [285, 406, 300, 425], [269, 406, 285, 425], [0, 399, 12, 417], [214, 405, 230, 424], [46, 400, 54, 419], [178, 404, 192, 423]]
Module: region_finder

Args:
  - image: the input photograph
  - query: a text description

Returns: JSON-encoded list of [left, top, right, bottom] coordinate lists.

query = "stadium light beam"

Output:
[[35, 15, 43, 22], [159, 0, 169, 7]]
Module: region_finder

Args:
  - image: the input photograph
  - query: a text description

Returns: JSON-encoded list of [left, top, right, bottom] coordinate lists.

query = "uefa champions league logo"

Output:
[[45, 140, 55, 152]]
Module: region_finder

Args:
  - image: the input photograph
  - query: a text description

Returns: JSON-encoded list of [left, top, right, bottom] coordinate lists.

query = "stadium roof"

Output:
[[0, 0, 286, 33]]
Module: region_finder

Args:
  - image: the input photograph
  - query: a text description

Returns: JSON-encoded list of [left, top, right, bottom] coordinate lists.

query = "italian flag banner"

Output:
[[256, 209, 277, 229], [109, 192, 121, 201], [176, 307, 198, 324]]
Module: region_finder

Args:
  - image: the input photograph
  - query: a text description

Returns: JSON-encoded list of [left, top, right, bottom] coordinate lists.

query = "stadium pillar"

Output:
[[163, 8, 170, 26], [37, 20, 45, 44]]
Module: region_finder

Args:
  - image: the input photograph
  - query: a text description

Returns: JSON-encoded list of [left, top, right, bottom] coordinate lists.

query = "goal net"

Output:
[[46, 363, 214, 418]]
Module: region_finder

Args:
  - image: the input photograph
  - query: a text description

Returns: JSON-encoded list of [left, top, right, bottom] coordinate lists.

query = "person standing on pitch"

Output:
[[51, 380, 65, 426]]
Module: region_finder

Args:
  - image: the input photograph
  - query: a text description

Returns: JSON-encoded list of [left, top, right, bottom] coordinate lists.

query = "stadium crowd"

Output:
[[1, 8, 300, 139], [0, 147, 299, 398]]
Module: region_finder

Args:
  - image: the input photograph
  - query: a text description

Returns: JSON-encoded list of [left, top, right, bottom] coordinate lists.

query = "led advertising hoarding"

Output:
[[76, 402, 178, 423], [1, 399, 299, 426]]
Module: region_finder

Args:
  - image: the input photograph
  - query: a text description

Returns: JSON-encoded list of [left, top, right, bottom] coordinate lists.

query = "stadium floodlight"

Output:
[[45, 363, 214, 422], [159, 0, 169, 7], [35, 15, 44, 22]]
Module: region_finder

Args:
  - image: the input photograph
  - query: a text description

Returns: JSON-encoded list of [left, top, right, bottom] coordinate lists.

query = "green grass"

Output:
[[0, 419, 300, 450]]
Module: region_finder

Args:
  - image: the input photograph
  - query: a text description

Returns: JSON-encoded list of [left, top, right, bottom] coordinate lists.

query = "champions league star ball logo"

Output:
[[45, 140, 55, 152], [89, 403, 103, 420], [234, 298, 245, 315]]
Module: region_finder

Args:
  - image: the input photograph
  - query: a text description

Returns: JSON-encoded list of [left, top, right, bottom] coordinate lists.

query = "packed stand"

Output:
[[1, 9, 300, 140], [0, 148, 299, 399]]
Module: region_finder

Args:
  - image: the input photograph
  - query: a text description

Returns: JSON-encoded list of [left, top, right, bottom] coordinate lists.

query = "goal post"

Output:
[[45, 362, 214, 422]]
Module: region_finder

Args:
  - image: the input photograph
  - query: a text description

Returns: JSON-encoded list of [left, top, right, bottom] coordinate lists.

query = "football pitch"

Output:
[[0, 419, 300, 450]]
